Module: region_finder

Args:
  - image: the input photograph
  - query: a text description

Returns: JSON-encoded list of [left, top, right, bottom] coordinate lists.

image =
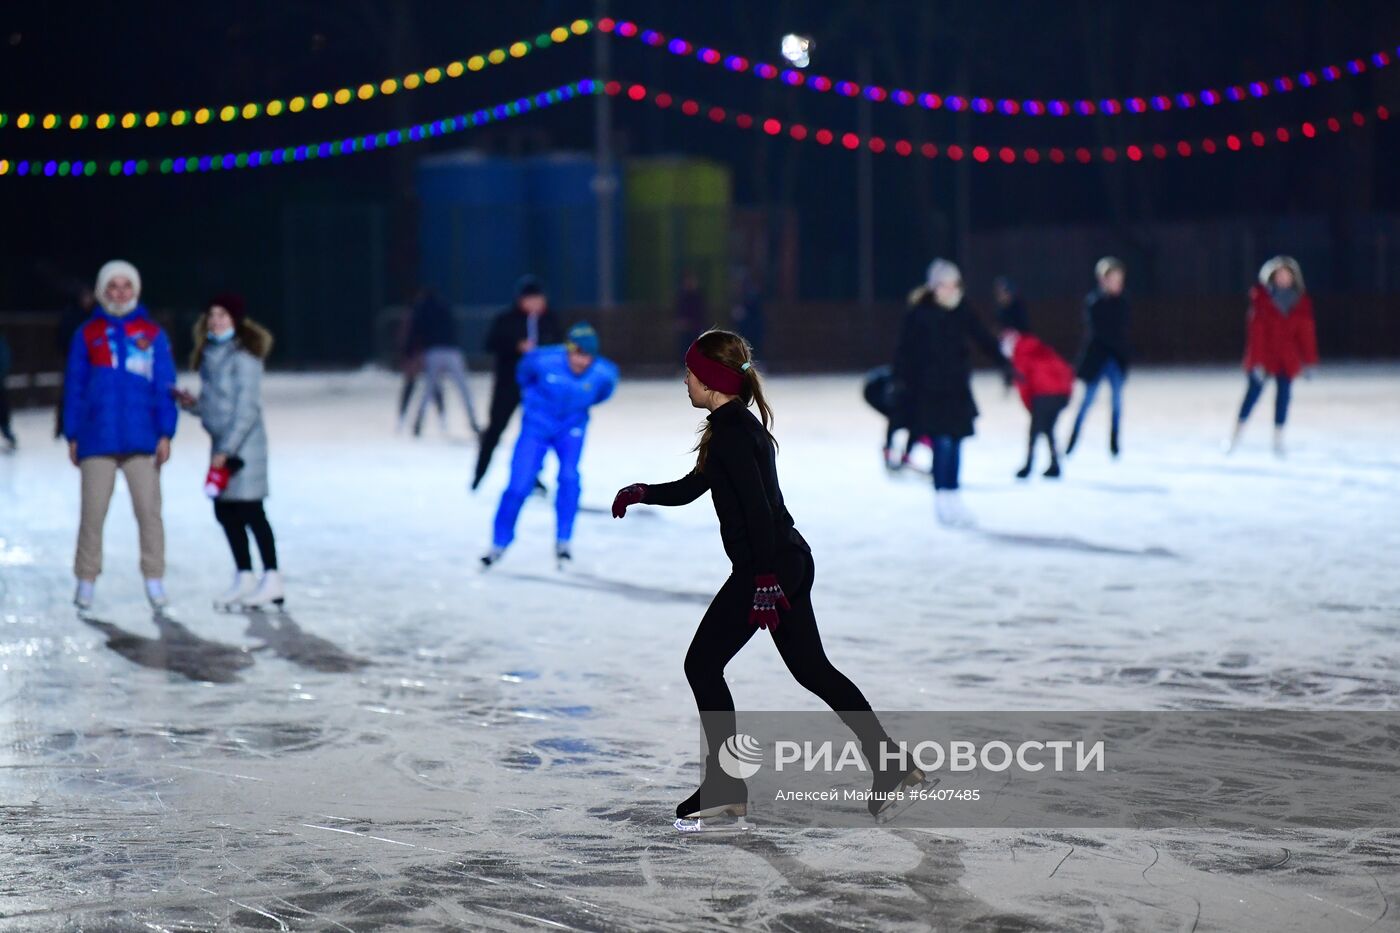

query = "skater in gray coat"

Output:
[[174, 293, 283, 610]]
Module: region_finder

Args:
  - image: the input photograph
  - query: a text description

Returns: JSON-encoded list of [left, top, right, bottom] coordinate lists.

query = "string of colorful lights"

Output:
[[3, 77, 1389, 179], [4, 16, 1390, 135], [0, 81, 598, 178], [0, 20, 593, 133], [601, 81, 1391, 163], [598, 17, 1398, 118]]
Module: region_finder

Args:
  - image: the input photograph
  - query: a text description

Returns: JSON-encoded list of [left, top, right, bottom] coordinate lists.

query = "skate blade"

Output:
[[674, 813, 754, 835], [874, 771, 940, 825]]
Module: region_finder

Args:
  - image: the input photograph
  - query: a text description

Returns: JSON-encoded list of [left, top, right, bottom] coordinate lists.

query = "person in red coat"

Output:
[[999, 320, 1075, 479], [1227, 256, 1318, 456]]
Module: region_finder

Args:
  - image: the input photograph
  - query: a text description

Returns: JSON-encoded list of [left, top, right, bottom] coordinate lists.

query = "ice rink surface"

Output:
[[2, 364, 1399, 931]]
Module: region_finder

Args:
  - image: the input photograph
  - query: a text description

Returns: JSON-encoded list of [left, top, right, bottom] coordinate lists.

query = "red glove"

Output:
[[749, 574, 791, 630], [611, 483, 647, 518]]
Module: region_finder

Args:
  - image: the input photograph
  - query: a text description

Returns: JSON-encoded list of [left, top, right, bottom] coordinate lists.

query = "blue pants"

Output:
[[492, 424, 586, 548], [1071, 357, 1126, 438], [1238, 372, 1292, 426], [931, 435, 961, 491]]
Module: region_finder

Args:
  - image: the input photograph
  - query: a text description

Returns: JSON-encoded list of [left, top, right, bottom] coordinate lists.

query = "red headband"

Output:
[[684, 341, 748, 396]]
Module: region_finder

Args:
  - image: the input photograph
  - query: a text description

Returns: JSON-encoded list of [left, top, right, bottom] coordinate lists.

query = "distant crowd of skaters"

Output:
[[865, 254, 1318, 526]]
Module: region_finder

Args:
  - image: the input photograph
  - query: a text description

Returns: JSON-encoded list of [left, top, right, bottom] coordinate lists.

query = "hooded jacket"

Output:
[[1244, 257, 1318, 379], [1008, 334, 1074, 410], [63, 306, 178, 459], [192, 318, 274, 500]]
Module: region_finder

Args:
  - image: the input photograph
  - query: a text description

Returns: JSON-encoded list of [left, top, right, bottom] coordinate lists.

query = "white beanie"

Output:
[[96, 259, 142, 315], [925, 258, 964, 309], [926, 258, 961, 290]]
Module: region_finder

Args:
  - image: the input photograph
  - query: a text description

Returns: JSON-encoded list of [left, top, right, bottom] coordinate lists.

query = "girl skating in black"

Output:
[[611, 330, 924, 826]]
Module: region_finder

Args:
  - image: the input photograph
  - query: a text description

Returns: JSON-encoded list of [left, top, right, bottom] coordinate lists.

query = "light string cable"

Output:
[[0, 20, 594, 132]]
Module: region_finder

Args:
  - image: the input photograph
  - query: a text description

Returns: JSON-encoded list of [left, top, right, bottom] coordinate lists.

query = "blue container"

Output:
[[416, 153, 528, 306], [524, 154, 621, 307]]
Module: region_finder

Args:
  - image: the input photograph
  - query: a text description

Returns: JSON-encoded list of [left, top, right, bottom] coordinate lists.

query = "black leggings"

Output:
[[0, 386, 13, 441], [474, 378, 521, 486], [685, 547, 889, 765], [214, 500, 278, 572], [1025, 394, 1068, 468]]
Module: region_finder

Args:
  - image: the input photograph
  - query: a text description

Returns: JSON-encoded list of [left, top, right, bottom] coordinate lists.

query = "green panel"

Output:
[[624, 158, 732, 309]]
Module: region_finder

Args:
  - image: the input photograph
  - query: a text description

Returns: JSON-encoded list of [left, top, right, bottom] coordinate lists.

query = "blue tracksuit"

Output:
[[492, 346, 619, 547], [63, 307, 178, 459]]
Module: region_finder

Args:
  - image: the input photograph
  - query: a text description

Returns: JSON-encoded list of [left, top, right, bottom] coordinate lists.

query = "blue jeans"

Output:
[[1071, 357, 1125, 438], [931, 435, 961, 491], [1238, 372, 1292, 426], [492, 423, 586, 548]]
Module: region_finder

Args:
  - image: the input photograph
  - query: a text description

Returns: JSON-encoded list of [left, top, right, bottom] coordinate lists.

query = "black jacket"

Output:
[[408, 294, 457, 350], [1076, 290, 1131, 381], [892, 291, 1009, 440], [484, 304, 562, 382], [642, 400, 806, 574]]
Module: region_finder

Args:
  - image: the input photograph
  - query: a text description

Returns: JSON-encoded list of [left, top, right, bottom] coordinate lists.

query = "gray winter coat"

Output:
[[197, 339, 269, 501]]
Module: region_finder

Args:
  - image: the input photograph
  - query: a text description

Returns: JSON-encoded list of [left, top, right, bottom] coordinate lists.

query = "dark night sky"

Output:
[[2, 0, 1398, 312]]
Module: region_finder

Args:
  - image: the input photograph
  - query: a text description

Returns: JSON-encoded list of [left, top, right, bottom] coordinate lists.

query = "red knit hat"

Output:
[[209, 292, 247, 324]]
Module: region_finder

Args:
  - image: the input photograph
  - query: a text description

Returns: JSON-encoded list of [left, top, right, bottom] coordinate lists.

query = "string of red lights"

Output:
[[604, 80, 1391, 163]]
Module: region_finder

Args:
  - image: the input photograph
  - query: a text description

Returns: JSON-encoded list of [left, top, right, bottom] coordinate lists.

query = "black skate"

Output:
[[1110, 425, 1120, 458], [1015, 464, 1032, 480], [1043, 462, 1062, 478], [674, 772, 751, 834], [869, 765, 937, 823]]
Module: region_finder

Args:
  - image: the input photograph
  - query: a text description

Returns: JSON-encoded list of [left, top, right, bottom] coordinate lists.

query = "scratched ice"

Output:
[[2, 365, 1398, 930]]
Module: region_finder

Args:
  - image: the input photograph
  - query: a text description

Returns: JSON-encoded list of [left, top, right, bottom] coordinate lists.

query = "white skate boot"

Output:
[[1224, 420, 1245, 454], [556, 541, 572, 570], [74, 579, 96, 611], [214, 571, 257, 611], [145, 578, 169, 610], [1272, 427, 1286, 458], [242, 570, 285, 609], [935, 490, 975, 528]]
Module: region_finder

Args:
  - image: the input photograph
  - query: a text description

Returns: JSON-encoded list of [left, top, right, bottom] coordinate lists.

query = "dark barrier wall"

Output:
[[4, 294, 1397, 403]]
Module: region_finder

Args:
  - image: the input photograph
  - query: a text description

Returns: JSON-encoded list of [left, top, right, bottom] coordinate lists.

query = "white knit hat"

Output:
[[95, 259, 142, 314], [1094, 256, 1125, 280], [925, 258, 962, 290]]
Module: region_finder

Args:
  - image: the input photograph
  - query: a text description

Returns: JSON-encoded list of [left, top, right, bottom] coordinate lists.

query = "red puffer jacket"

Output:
[[1243, 286, 1318, 379], [1010, 334, 1074, 411]]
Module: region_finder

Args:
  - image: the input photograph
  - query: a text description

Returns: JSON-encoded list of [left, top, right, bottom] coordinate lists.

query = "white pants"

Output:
[[416, 348, 481, 433]]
